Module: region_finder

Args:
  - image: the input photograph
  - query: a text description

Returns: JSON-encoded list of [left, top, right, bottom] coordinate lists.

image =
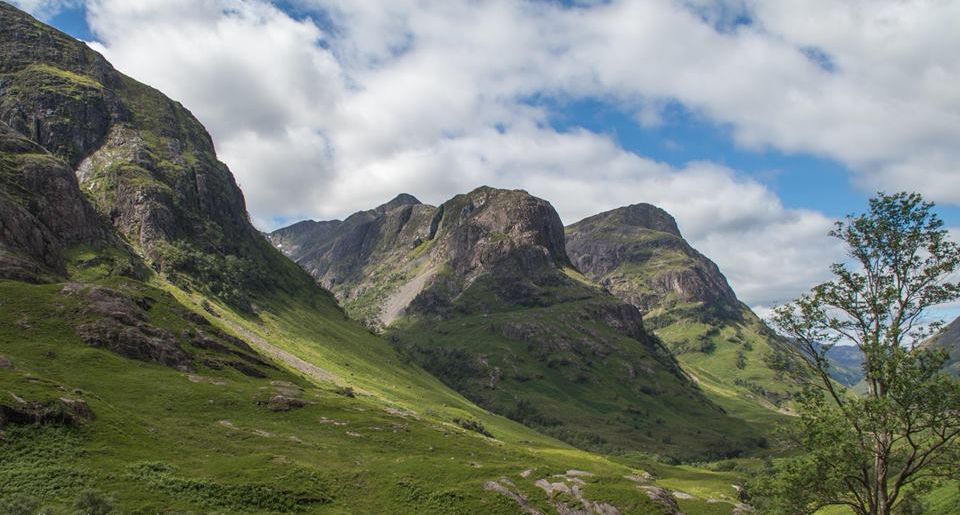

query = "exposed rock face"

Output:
[[0, 2, 263, 263], [65, 283, 193, 370], [0, 121, 108, 280], [272, 187, 576, 326], [566, 203, 740, 322]]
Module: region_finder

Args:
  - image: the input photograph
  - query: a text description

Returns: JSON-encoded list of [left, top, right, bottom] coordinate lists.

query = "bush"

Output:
[[0, 494, 39, 515], [453, 418, 493, 438], [73, 489, 113, 515]]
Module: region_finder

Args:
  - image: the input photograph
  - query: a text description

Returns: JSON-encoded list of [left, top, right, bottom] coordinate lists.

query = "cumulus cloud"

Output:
[[9, 0, 79, 19], [68, 0, 960, 308]]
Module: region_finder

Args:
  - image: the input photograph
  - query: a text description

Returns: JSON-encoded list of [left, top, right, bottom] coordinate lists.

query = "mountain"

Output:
[[923, 316, 960, 377], [272, 187, 766, 460], [565, 204, 800, 428], [0, 4, 762, 513], [822, 344, 866, 386]]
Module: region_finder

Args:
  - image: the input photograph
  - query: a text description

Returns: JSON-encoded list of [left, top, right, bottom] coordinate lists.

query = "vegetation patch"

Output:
[[124, 462, 332, 512]]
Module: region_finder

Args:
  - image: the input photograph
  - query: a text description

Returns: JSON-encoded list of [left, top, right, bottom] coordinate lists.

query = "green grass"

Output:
[[0, 273, 754, 513], [386, 279, 768, 462]]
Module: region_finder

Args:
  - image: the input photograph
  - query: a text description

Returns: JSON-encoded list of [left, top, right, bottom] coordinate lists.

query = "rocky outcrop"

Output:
[[64, 283, 194, 371], [566, 203, 740, 322], [0, 2, 263, 264], [0, 395, 94, 428], [271, 187, 576, 325], [0, 121, 109, 280]]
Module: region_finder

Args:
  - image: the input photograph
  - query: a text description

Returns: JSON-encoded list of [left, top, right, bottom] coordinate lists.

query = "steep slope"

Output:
[[0, 5, 759, 513], [272, 188, 767, 460], [565, 204, 799, 428], [922, 316, 960, 377]]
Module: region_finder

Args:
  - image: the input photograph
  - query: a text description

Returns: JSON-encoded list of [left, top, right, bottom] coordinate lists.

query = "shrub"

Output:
[[453, 418, 492, 438]]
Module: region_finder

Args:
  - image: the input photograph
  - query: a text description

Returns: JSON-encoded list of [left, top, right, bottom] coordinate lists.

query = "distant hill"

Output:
[[822, 344, 866, 386], [923, 316, 960, 377]]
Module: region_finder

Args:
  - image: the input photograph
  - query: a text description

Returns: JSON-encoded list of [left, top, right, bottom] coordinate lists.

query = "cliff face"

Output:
[[0, 121, 108, 281], [566, 203, 740, 322], [0, 2, 321, 311], [272, 188, 766, 460]]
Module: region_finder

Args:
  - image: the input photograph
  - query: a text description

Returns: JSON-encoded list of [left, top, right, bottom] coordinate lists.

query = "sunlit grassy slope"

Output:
[[0, 258, 754, 513]]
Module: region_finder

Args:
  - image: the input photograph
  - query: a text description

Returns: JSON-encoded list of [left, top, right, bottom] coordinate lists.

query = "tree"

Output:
[[756, 192, 960, 515]]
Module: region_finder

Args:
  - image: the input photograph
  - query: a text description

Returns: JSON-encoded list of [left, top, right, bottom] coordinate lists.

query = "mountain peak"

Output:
[[592, 203, 682, 237], [566, 203, 738, 319], [375, 193, 421, 213]]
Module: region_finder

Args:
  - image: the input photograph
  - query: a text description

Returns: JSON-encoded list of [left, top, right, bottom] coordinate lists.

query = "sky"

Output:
[[12, 0, 960, 318]]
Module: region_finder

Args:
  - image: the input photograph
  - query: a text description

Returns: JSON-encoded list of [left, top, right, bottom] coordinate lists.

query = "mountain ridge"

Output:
[[271, 187, 768, 460]]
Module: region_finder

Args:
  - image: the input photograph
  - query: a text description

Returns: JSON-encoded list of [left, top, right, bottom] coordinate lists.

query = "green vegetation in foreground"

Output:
[[0, 270, 750, 513], [756, 193, 960, 515]]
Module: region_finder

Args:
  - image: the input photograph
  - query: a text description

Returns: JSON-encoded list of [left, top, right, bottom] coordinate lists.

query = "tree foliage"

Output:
[[756, 192, 960, 515]]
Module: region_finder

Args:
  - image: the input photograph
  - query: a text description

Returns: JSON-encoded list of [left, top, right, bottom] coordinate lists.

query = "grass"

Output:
[[386, 277, 769, 462], [0, 271, 756, 513]]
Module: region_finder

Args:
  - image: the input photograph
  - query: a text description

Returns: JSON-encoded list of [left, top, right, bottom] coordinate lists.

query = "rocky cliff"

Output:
[[0, 1, 297, 309], [566, 203, 740, 323]]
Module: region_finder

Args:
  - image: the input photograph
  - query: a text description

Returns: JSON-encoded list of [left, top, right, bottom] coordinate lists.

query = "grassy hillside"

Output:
[[0, 261, 755, 514], [565, 206, 799, 434], [651, 308, 798, 433], [272, 188, 768, 462]]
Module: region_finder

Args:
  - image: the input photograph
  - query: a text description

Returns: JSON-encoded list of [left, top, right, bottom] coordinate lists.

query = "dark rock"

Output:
[[0, 395, 94, 427], [230, 361, 267, 378], [268, 394, 306, 412], [639, 486, 682, 515], [68, 285, 193, 371], [0, 123, 110, 280], [0, 355, 12, 369]]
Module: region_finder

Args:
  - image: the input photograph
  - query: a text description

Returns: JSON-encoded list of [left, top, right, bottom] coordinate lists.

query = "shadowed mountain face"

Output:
[[0, 2, 305, 313], [272, 187, 767, 460], [565, 204, 802, 428]]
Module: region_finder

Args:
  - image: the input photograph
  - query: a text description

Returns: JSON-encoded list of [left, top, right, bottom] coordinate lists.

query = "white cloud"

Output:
[[9, 0, 78, 19], [72, 0, 960, 308]]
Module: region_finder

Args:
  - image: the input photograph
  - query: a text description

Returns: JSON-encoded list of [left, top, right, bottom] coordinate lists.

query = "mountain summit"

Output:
[[566, 203, 738, 320]]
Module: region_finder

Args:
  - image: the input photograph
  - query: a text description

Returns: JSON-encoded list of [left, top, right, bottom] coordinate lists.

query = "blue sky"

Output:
[[21, 0, 960, 314]]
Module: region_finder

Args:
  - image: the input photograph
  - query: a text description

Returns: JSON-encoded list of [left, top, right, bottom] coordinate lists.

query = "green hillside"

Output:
[[272, 188, 768, 461], [565, 204, 800, 432]]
